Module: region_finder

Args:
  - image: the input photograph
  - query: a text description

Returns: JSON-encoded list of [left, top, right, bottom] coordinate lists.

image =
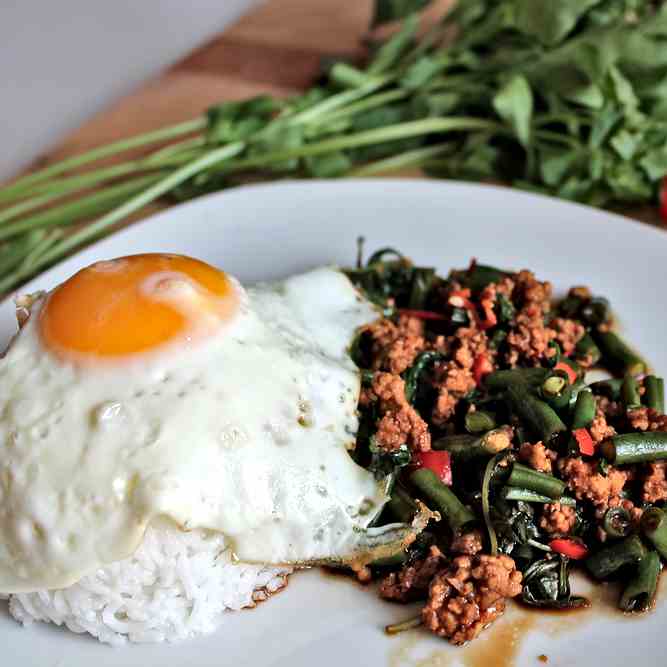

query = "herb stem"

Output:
[[0, 117, 206, 203], [385, 615, 422, 635], [222, 118, 503, 173], [507, 463, 566, 499], [409, 468, 475, 533], [0, 174, 164, 242], [0, 143, 243, 292]]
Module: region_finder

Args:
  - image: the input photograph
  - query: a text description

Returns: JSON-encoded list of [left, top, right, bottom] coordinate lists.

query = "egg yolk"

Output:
[[39, 254, 237, 360]]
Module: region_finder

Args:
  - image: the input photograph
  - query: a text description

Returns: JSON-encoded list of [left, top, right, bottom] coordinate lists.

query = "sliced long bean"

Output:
[[432, 427, 512, 461], [602, 507, 633, 539], [484, 368, 549, 392], [500, 487, 576, 506], [541, 383, 572, 411], [541, 375, 567, 398], [507, 463, 566, 499], [571, 390, 595, 429], [602, 433, 667, 465], [409, 468, 475, 533], [589, 377, 623, 401], [619, 551, 661, 613], [643, 375, 664, 414], [465, 410, 497, 434], [575, 333, 601, 366], [621, 373, 641, 410], [596, 331, 647, 376], [585, 535, 646, 580], [641, 507, 667, 560], [507, 385, 566, 442], [371, 551, 408, 568], [387, 485, 418, 524]]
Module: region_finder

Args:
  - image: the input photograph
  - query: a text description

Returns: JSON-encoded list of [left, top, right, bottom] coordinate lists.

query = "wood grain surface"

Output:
[[20, 0, 663, 228]]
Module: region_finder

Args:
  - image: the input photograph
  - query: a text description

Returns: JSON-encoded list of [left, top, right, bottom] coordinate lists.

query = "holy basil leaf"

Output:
[[610, 128, 643, 160], [639, 146, 667, 181], [539, 147, 582, 187], [522, 556, 590, 609], [513, 0, 604, 46], [493, 74, 533, 147]]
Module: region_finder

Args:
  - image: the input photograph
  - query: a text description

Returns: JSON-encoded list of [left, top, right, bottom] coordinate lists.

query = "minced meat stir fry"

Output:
[[345, 248, 667, 645]]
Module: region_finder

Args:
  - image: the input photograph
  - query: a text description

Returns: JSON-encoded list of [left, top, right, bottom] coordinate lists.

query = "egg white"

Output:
[[0, 266, 385, 593]]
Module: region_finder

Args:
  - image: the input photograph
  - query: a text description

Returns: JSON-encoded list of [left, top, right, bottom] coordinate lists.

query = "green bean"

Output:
[[575, 333, 601, 366], [643, 375, 664, 414], [432, 427, 512, 461], [541, 383, 572, 411], [602, 432, 667, 465], [602, 506, 633, 539], [588, 377, 623, 401], [387, 486, 418, 524], [619, 551, 661, 613], [542, 375, 567, 397], [579, 297, 611, 327], [370, 551, 408, 568], [571, 390, 595, 430], [464, 410, 497, 434], [500, 487, 576, 506], [641, 507, 667, 560], [507, 463, 566, 499], [404, 351, 445, 403], [409, 468, 475, 533], [484, 368, 549, 392], [507, 385, 566, 442], [621, 373, 641, 410], [596, 331, 647, 376], [585, 535, 646, 580]]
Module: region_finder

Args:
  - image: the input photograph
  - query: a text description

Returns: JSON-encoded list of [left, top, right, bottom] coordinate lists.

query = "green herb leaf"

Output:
[[493, 75, 533, 147], [513, 0, 603, 46]]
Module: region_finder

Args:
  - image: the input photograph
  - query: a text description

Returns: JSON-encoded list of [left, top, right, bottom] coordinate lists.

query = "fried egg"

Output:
[[0, 254, 386, 593]]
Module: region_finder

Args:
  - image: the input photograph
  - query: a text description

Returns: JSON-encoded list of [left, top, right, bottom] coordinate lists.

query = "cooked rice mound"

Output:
[[3, 524, 292, 646]]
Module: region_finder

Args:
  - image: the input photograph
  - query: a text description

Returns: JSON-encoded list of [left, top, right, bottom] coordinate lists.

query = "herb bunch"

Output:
[[1, 0, 666, 292]]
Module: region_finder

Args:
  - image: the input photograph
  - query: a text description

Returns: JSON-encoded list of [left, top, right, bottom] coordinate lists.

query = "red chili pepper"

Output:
[[449, 289, 497, 330], [450, 288, 472, 300], [414, 450, 452, 486], [554, 361, 577, 385], [549, 538, 589, 560], [478, 300, 498, 330], [573, 427, 595, 456], [660, 177, 667, 224], [472, 353, 494, 386], [398, 309, 447, 321]]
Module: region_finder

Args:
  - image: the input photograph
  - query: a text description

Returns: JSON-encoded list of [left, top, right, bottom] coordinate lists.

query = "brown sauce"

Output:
[[460, 611, 537, 667], [387, 606, 540, 667]]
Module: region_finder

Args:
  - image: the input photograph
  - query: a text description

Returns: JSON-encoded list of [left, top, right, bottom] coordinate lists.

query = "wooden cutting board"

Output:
[[24, 0, 663, 227]]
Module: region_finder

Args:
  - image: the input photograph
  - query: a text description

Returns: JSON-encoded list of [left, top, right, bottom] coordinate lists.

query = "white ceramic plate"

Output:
[[2, 180, 666, 667]]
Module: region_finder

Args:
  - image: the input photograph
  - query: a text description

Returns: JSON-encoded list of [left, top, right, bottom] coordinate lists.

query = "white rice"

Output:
[[2, 524, 293, 646]]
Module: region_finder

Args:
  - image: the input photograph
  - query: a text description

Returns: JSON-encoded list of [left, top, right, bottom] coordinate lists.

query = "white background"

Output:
[[0, 0, 260, 181]]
